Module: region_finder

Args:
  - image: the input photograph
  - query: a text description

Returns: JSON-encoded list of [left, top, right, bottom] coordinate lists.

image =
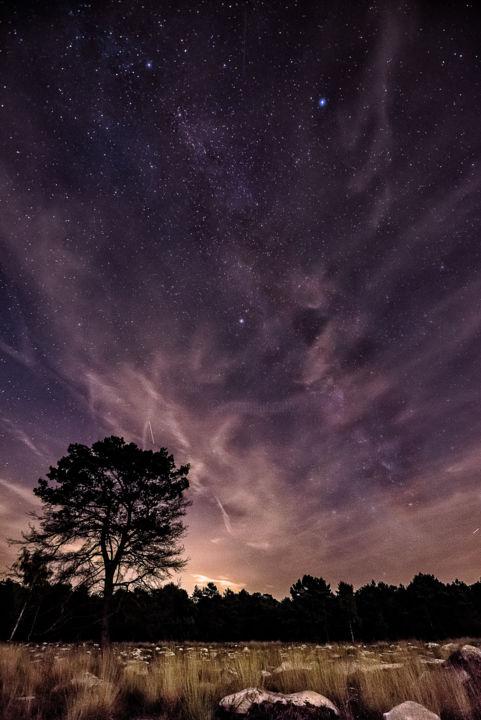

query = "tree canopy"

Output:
[[20, 435, 190, 645], [4, 571, 481, 644]]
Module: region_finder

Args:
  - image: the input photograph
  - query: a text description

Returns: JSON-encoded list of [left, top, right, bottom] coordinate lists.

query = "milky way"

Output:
[[1, 2, 481, 597]]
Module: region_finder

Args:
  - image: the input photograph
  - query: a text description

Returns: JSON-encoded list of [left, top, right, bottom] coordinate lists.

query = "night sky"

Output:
[[1, 1, 481, 599]]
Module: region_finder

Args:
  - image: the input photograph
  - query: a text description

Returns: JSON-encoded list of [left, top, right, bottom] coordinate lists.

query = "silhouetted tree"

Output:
[[468, 578, 481, 636], [337, 581, 358, 642], [8, 548, 51, 641], [148, 583, 194, 640], [356, 581, 389, 640], [446, 579, 478, 637], [406, 573, 449, 639], [17, 436, 190, 646], [290, 575, 334, 641], [192, 582, 225, 639]]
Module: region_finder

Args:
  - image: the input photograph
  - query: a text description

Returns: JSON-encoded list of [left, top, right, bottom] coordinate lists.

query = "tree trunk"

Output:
[[101, 573, 114, 647], [349, 618, 355, 643], [9, 599, 28, 642], [28, 604, 40, 642], [323, 604, 330, 642]]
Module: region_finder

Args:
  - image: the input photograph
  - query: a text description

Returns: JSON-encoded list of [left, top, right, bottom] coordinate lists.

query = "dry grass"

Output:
[[0, 639, 479, 719]]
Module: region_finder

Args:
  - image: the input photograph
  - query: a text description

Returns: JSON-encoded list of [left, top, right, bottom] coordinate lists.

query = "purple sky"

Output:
[[1, 1, 481, 598]]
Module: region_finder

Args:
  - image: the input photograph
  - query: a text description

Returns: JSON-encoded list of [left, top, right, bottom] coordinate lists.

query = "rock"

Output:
[[443, 643, 481, 682], [455, 644, 481, 661], [361, 662, 404, 671], [71, 671, 108, 688], [441, 642, 457, 652], [419, 659, 444, 665], [272, 661, 314, 673], [217, 687, 339, 718], [383, 700, 440, 720], [219, 668, 240, 683]]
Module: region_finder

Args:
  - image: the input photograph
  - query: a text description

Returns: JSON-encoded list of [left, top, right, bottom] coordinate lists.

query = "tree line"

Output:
[[3, 571, 481, 643], [5, 435, 481, 644]]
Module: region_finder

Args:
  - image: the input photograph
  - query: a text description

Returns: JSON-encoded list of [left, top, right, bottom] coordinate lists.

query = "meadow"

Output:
[[0, 639, 478, 720]]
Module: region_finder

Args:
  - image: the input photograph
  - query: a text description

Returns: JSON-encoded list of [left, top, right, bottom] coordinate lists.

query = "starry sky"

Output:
[[1, 1, 481, 599]]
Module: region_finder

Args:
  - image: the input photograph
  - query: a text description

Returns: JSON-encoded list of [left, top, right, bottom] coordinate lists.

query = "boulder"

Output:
[[272, 661, 314, 673], [443, 643, 481, 682], [441, 642, 457, 653], [217, 687, 339, 719], [383, 701, 440, 720], [452, 644, 481, 662]]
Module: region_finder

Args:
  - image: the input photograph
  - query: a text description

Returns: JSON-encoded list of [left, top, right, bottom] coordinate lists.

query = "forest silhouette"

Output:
[[3, 572, 481, 643], [6, 437, 481, 644]]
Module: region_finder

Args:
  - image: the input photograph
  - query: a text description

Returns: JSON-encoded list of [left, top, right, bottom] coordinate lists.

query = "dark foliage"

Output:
[[3, 571, 481, 643], [14, 436, 190, 645]]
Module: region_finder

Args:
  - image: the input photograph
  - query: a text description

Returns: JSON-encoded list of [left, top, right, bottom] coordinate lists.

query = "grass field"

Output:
[[0, 639, 479, 720]]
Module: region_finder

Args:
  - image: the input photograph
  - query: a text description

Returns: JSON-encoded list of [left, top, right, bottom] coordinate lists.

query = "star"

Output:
[[1, 0, 480, 602]]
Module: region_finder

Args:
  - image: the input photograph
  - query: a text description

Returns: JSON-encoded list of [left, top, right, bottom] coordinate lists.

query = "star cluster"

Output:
[[1, 1, 481, 597]]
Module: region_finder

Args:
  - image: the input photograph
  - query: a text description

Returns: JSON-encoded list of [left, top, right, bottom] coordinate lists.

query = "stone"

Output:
[[443, 643, 481, 682], [71, 671, 108, 688], [360, 662, 404, 671], [456, 644, 481, 661], [272, 661, 314, 673], [383, 700, 440, 720], [441, 642, 457, 652], [419, 659, 444, 665], [217, 687, 339, 718]]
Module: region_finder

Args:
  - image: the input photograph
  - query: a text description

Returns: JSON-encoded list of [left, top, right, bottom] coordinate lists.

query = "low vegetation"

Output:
[[0, 639, 479, 720]]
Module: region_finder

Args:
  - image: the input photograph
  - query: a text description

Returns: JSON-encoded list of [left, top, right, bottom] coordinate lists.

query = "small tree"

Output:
[[19, 436, 190, 646], [337, 581, 358, 642], [9, 548, 51, 641]]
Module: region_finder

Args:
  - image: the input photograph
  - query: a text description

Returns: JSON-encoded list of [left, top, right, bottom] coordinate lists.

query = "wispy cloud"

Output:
[[1, 418, 47, 459], [213, 493, 233, 535], [0, 4, 480, 598], [191, 574, 244, 590]]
